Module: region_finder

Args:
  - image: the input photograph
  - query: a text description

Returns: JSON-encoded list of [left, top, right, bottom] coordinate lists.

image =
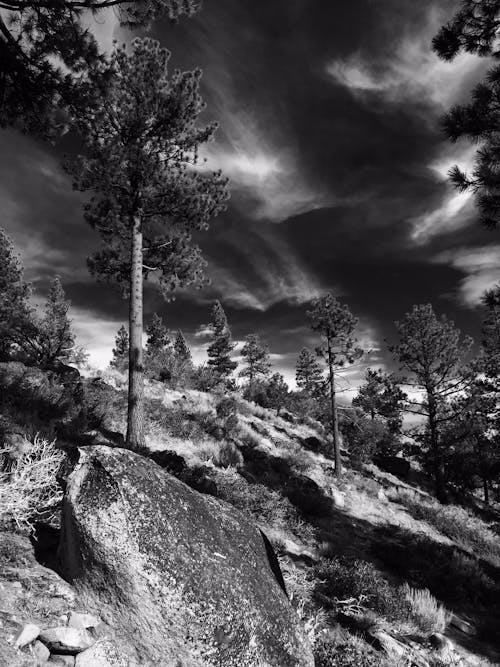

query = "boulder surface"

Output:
[[59, 446, 314, 667]]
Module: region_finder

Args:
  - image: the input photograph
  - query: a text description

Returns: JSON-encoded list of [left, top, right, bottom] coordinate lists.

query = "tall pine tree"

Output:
[[68, 39, 228, 449], [307, 294, 362, 477], [207, 301, 237, 381], [239, 334, 271, 394]]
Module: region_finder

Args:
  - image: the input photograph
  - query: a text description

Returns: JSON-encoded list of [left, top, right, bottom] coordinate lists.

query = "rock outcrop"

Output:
[[58, 446, 314, 666]]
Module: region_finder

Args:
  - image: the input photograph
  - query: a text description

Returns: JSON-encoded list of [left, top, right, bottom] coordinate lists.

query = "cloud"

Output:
[[433, 245, 500, 306], [410, 143, 477, 243], [326, 8, 487, 110]]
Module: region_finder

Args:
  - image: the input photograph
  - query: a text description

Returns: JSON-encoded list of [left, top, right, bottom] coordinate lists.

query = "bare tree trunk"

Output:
[[427, 394, 445, 502], [126, 214, 145, 451], [328, 341, 341, 477]]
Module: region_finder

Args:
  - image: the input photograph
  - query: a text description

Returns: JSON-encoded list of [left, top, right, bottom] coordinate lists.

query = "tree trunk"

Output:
[[327, 341, 341, 477], [126, 214, 145, 451], [427, 394, 445, 502], [482, 476, 490, 505]]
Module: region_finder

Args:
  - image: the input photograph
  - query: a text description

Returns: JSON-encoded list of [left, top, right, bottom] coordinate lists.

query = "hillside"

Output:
[[1, 365, 500, 665]]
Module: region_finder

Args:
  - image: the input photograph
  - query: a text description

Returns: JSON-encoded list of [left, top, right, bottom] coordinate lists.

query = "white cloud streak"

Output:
[[433, 245, 500, 306]]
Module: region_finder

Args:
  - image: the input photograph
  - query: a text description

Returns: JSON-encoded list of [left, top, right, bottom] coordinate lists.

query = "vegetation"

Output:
[[207, 301, 237, 384]]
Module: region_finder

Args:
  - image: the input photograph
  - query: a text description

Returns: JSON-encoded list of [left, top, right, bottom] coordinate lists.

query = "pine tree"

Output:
[[174, 330, 192, 364], [28, 276, 76, 369], [353, 369, 406, 431], [307, 294, 362, 477], [480, 284, 500, 393], [0, 229, 32, 360], [295, 347, 324, 397], [111, 325, 129, 371], [390, 304, 473, 501], [207, 301, 237, 380], [146, 313, 171, 356], [433, 2, 500, 229], [239, 334, 271, 394], [266, 373, 289, 415], [68, 39, 228, 450], [0, 1, 199, 135]]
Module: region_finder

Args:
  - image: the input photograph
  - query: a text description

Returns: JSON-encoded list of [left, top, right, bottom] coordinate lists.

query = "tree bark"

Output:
[[327, 341, 341, 477], [427, 393, 445, 502], [482, 476, 490, 505], [126, 214, 145, 451]]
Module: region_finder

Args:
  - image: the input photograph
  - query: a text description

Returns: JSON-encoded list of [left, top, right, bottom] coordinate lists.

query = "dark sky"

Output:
[[1, 0, 499, 392]]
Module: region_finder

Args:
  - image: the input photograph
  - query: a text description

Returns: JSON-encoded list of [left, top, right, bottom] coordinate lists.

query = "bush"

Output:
[[402, 583, 449, 634], [314, 631, 384, 667], [0, 435, 64, 532], [315, 556, 410, 622], [198, 440, 243, 469]]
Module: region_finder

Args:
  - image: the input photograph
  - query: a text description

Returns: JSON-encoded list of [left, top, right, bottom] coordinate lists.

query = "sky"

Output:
[[1, 0, 499, 392]]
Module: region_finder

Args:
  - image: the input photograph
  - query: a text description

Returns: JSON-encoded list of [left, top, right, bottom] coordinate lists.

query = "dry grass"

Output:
[[401, 583, 449, 634], [0, 435, 63, 532], [387, 487, 500, 565]]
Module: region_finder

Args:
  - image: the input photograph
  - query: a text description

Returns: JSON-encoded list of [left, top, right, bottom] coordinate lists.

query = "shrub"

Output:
[[314, 631, 385, 667], [315, 556, 410, 622], [402, 583, 449, 634], [198, 440, 243, 469], [0, 435, 64, 532]]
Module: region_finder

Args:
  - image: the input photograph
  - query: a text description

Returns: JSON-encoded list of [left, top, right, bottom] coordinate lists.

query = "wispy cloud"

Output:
[[410, 144, 477, 243], [326, 8, 487, 110], [433, 245, 500, 306]]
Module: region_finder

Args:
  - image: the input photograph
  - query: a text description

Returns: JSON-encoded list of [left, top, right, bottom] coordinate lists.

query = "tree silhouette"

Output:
[[390, 304, 473, 501], [68, 38, 228, 450], [0, 0, 199, 134], [174, 330, 192, 365], [307, 294, 362, 477], [207, 301, 237, 382], [353, 368, 406, 432]]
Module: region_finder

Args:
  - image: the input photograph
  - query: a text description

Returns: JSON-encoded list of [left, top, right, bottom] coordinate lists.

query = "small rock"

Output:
[[48, 656, 75, 666], [331, 489, 345, 508], [39, 627, 94, 654], [377, 488, 387, 501], [33, 639, 50, 663], [67, 612, 100, 630], [75, 640, 129, 666], [429, 633, 452, 650], [14, 622, 40, 648]]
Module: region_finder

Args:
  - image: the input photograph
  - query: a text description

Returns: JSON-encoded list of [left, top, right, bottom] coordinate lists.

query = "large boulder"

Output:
[[58, 446, 314, 667]]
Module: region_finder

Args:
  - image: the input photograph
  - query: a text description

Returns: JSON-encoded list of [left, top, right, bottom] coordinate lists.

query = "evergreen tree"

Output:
[[295, 347, 324, 396], [353, 368, 406, 432], [0, 1, 199, 135], [0, 229, 32, 360], [433, 2, 500, 229], [28, 276, 75, 368], [307, 294, 362, 477], [68, 39, 228, 450], [174, 330, 192, 364], [146, 313, 171, 356], [239, 334, 271, 394], [111, 325, 129, 371], [207, 301, 237, 380], [266, 373, 289, 415], [480, 284, 500, 393], [390, 304, 473, 501]]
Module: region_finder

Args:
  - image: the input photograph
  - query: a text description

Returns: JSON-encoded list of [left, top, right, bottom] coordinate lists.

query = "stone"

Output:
[[331, 489, 345, 508], [48, 656, 75, 666], [75, 640, 129, 666], [33, 639, 51, 663], [429, 633, 452, 651], [14, 622, 40, 648], [377, 488, 387, 502], [39, 627, 94, 654], [59, 446, 314, 667], [67, 612, 100, 631]]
